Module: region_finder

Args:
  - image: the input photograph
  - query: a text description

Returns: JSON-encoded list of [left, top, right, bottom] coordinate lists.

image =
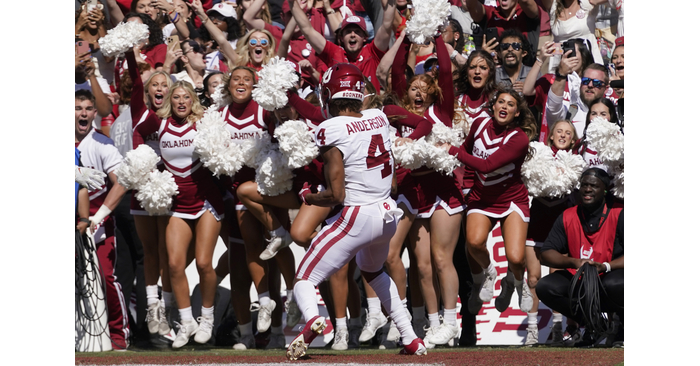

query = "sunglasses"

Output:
[[499, 42, 522, 51], [581, 77, 605, 89], [249, 38, 269, 48]]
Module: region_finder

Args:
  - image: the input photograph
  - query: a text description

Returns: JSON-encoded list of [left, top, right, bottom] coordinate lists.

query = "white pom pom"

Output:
[[611, 167, 624, 199], [585, 117, 624, 164], [194, 107, 244, 176], [274, 120, 319, 169], [211, 83, 232, 110], [115, 145, 160, 190], [99, 22, 150, 58], [426, 122, 463, 146], [255, 147, 295, 196], [405, 0, 452, 45], [392, 136, 429, 170], [135, 170, 179, 215], [521, 142, 586, 198], [424, 143, 461, 175], [252, 57, 299, 111], [240, 134, 273, 168]]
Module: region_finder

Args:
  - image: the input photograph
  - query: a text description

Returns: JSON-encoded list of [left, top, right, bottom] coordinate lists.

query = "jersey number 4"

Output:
[[366, 134, 391, 179]]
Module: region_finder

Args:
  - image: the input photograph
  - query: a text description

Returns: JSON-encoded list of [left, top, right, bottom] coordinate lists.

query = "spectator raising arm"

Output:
[[290, 0, 327, 54], [191, 0, 239, 65], [104, 0, 125, 26], [84, 60, 113, 118], [321, 0, 343, 33], [242, 0, 269, 31], [377, 30, 406, 91], [154, 0, 190, 40], [374, 0, 397, 52]]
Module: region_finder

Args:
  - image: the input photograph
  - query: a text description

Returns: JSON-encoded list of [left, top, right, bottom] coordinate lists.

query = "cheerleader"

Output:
[[440, 88, 539, 328], [497, 119, 580, 346], [389, 33, 465, 346], [131, 73, 224, 348], [125, 48, 175, 338]]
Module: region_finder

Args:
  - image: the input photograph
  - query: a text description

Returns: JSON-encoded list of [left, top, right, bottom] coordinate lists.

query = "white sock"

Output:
[[146, 285, 159, 306], [485, 262, 496, 276], [528, 312, 538, 328], [259, 291, 270, 306], [368, 273, 417, 346], [428, 312, 440, 328], [514, 278, 524, 289], [287, 289, 294, 302], [239, 322, 253, 337], [271, 325, 284, 335], [163, 291, 175, 308], [401, 297, 408, 310], [443, 308, 457, 326], [367, 296, 382, 316], [293, 280, 320, 323], [179, 307, 194, 322], [335, 317, 347, 330], [201, 305, 214, 318], [553, 313, 563, 323], [270, 226, 287, 237]]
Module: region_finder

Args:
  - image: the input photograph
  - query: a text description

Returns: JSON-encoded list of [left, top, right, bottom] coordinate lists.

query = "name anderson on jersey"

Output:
[[345, 115, 388, 135]]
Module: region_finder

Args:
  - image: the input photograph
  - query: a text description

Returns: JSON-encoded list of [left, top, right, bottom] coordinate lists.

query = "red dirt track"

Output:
[[76, 348, 624, 365]]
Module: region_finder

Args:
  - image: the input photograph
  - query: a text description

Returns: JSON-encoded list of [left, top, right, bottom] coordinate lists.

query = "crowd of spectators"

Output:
[[74, 0, 624, 352]]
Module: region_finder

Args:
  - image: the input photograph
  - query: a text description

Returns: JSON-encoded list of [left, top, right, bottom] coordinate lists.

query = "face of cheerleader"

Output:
[[75, 98, 97, 139], [589, 102, 611, 122], [492, 93, 520, 126], [248, 32, 270, 66], [408, 80, 433, 115], [549, 121, 575, 150], [147, 74, 169, 110], [468, 56, 490, 90], [341, 25, 367, 55], [229, 68, 255, 103], [206, 73, 224, 98], [274, 105, 299, 123], [579, 174, 605, 208], [612, 45, 624, 79], [170, 87, 193, 120], [134, 0, 157, 21], [172, 0, 192, 19]]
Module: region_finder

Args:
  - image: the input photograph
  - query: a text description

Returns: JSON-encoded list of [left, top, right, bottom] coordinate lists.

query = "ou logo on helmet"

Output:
[[322, 68, 334, 85]]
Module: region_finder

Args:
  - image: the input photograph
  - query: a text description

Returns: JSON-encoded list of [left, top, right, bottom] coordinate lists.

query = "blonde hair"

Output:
[[234, 29, 277, 68], [547, 119, 579, 149], [144, 71, 173, 109], [156, 81, 204, 125]]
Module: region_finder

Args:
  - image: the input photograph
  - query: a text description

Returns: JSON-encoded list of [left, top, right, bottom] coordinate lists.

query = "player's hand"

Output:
[[76, 166, 107, 191], [77, 221, 89, 235], [298, 182, 313, 205]]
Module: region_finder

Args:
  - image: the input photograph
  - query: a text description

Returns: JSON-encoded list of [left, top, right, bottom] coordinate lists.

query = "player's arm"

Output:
[[305, 146, 345, 207], [290, 0, 327, 54], [89, 171, 127, 232]]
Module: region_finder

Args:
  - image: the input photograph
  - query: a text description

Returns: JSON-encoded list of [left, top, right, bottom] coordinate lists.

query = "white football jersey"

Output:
[[315, 109, 393, 206], [76, 128, 123, 203]]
